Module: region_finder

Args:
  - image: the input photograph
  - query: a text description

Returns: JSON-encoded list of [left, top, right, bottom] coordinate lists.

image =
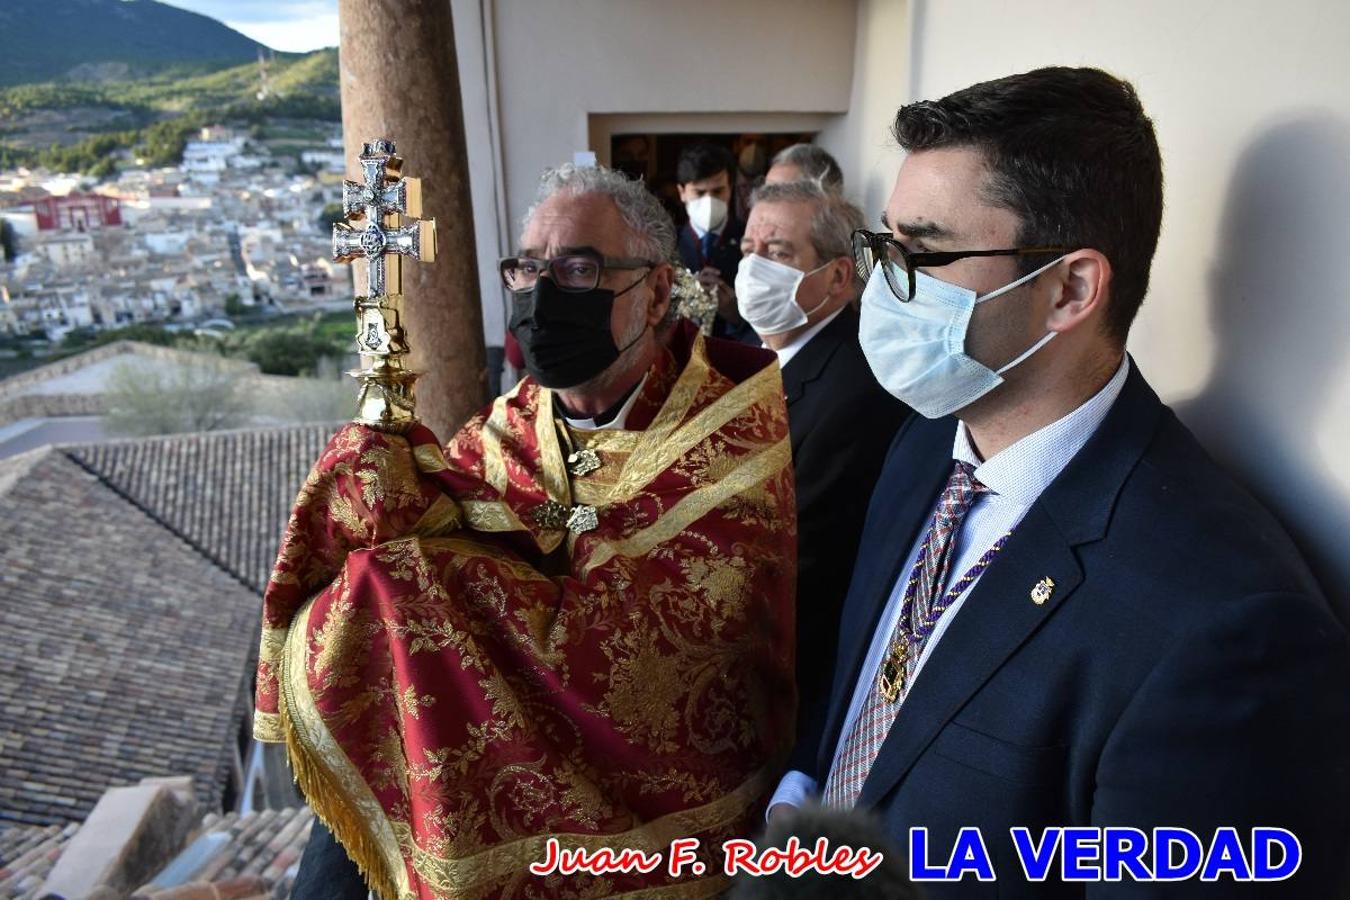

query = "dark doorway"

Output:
[[611, 131, 815, 231]]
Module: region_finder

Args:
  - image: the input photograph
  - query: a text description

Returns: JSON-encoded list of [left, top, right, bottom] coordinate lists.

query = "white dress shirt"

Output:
[[689, 218, 724, 242], [769, 355, 1131, 812], [772, 307, 844, 371]]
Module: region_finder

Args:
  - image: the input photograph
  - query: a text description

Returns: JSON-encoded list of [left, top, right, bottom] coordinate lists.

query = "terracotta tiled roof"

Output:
[[0, 422, 336, 830], [133, 807, 314, 899], [1, 803, 316, 900], [64, 423, 336, 593], [1, 423, 337, 831], [0, 822, 78, 899], [0, 449, 261, 828]]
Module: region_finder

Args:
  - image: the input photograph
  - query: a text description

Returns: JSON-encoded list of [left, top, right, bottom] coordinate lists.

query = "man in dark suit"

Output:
[[675, 141, 756, 343], [736, 180, 912, 765], [769, 66, 1350, 897]]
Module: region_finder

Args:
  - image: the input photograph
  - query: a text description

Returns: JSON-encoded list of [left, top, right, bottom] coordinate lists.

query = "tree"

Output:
[[236, 316, 348, 376], [224, 292, 245, 317], [256, 356, 354, 424], [103, 358, 249, 437], [316, 202, 344, 234], [0, 219, 16, 262]]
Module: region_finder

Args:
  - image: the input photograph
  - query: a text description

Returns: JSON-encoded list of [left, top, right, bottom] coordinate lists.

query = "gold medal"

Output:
[[878, 642, 908, 703]]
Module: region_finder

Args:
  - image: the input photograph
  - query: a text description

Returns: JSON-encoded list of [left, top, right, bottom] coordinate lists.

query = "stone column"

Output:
[[338, 0, 488, 439]]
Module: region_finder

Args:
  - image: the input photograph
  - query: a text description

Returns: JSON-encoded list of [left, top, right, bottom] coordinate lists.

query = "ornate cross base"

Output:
[[351, 365, 420, 432], [348, 291, 419, 432]]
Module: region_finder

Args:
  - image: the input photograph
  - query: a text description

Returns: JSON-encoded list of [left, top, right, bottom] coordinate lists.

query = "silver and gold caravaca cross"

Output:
[[332, 139, 437, 431]]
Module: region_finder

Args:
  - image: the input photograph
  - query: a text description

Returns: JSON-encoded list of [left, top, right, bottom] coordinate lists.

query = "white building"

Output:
[[301, 150, 346, 173], [35, 233, 97, 269], [182, 139, 246, 175]]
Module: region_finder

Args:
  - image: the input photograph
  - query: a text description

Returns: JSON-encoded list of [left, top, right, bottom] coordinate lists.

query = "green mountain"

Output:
[[0, 47, 340, 174], [0, 0, 276, 87], [0, 0, 341, 174]]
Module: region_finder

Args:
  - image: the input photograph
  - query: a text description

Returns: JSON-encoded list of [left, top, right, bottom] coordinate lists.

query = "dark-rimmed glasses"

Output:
[[499, 248, 659, 294], [851, 229, 1072, 302]]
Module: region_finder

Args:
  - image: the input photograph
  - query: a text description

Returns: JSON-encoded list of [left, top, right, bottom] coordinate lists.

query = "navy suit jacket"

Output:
[[797, 361, 1350, 897], [782, 307, 911, 770], [676, 217, 757, 344]]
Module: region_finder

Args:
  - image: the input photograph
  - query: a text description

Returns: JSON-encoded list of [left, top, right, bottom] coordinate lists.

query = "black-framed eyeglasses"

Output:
[[499, 248, 659, 294], [851, 229, 1072, 302]]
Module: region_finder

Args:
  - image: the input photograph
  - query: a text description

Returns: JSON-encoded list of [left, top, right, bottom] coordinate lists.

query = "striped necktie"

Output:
[[822, 461, 994, 807]]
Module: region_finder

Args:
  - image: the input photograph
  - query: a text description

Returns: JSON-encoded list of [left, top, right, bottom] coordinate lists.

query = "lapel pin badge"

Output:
[[1031, 576, 1055, 606]]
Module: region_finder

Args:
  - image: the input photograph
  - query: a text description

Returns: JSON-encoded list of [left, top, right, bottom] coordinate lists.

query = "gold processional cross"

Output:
[[331, 139, 437, 432]]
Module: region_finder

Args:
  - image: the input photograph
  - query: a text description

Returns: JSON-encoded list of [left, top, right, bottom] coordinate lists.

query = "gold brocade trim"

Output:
[[252, 710, 282, 743], [404, 766, 772, 896], [416, 536, 556, 584], [480, 394, 513, 496], [533, 388, 571, 507], [253, 624, 291, 742], [408, 494, 461, 537], [462, 499, 528, 532], [412, 443, 449, 473], [565, 433, 632, 508], [611, 362, 783, 501], [571, 469, 628, 507], [581, 435, 792, 578], [571, 428, 641, 454], [280, 600, 413, 900], [636, 333, 711, 452], [260, 623, 288, 661]]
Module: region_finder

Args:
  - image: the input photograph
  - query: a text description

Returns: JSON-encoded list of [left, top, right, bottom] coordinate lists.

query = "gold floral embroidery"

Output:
[[357, 445, 425, 511], [263, 332, 796, 899]]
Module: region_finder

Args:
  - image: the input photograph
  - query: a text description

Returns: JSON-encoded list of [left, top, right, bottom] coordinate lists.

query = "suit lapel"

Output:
[[857, 504, 1083, 806], [855, 358, 1165, 806], [782, 308, 855, 406]]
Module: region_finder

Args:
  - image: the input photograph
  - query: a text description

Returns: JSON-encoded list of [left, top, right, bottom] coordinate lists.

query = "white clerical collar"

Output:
[[562, 373, 649, 432], [773, 307, 845, 370], [952, 355, 1130, 504]]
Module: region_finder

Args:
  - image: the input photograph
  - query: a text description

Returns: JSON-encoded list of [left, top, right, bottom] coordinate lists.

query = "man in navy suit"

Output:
[[675, 141, 756, 343], [769, 66, 1350, 897]]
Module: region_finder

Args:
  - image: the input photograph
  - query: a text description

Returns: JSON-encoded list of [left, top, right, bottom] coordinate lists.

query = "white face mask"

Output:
[[685, 195, 728, 233], [858, 255, 1066, 419], [734, 253, 831, 336]]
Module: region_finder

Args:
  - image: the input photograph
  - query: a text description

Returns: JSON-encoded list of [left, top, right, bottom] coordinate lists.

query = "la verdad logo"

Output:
[[909, 826, 1301, 883]]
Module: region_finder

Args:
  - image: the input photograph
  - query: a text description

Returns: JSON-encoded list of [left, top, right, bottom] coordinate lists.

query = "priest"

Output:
[[255, 163, 797, 899]]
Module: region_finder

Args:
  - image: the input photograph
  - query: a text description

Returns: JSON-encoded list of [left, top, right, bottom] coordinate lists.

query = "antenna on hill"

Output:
[[256, 48, 271, 102]]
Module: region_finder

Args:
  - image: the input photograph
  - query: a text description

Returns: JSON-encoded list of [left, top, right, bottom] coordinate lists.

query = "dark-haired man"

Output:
[[676, 141, 754, 342], [770, 66, 1350, 897]]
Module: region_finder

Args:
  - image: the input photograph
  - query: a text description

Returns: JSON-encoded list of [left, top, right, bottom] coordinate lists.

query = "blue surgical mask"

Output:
[[858, 255, 1066, 418]]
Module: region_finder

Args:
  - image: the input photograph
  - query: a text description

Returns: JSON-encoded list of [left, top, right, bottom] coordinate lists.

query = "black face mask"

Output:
[[509, 274, 647, 389]]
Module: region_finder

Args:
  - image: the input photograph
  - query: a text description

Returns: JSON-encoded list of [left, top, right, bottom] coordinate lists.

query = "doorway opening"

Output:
[[609, 131, 815, 231]]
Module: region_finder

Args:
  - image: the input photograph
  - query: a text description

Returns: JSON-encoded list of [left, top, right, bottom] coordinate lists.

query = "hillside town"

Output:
[[0, 125, 350, 344]]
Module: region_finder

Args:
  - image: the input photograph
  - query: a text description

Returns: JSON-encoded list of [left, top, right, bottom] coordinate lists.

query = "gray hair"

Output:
[[751, 179, 863, 266], [770, 143, 844, 191], [522, 163, 676, 263]]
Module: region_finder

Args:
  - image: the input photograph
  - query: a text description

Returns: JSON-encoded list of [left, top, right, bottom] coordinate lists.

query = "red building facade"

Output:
[[33, 193, 123, 232]]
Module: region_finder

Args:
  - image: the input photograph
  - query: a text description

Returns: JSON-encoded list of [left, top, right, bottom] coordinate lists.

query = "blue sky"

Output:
[[155, 0, 339, 53]]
